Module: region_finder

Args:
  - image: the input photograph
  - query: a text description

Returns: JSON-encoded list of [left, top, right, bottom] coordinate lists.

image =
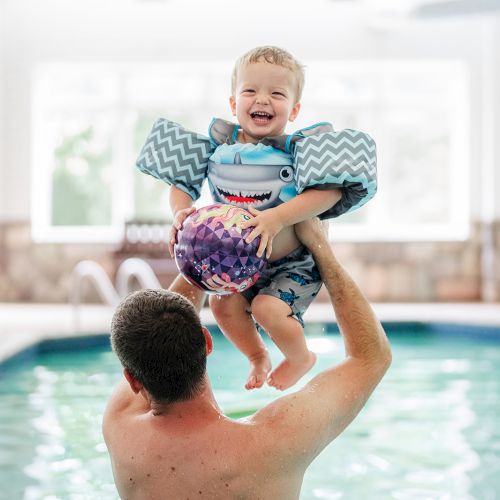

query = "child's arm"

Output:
[[168, 185, 196, 257], [241, 188, 342, 258]]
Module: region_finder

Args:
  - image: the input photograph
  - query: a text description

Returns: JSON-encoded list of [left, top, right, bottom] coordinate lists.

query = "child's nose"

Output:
[[255, 93, 270, 104]]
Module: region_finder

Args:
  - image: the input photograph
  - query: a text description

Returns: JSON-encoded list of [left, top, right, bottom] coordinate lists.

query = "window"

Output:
[[32, 60, 469, 242], [31, 62, 232, 242], [299, 60, 469, 241]]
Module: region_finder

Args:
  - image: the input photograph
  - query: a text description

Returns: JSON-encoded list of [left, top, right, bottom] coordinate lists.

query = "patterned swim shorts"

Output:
[[241, 245, 322, 326]]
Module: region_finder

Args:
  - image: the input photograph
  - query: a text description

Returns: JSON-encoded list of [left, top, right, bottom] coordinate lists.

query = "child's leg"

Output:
[[209, 294, 271, 390], [251, 294, 316, 391]]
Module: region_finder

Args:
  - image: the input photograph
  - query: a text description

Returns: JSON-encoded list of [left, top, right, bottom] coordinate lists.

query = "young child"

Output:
[[137, 46, 377, 391]]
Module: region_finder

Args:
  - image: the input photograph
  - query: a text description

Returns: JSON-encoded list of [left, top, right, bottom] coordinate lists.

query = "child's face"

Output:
[[230, 60, 301, 144]]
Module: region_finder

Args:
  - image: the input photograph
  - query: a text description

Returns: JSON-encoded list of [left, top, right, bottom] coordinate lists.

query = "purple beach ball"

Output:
[[174, 203, 268, 294]]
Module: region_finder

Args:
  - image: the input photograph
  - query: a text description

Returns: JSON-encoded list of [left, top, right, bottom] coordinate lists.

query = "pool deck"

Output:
[[1, 302, 500, 363]]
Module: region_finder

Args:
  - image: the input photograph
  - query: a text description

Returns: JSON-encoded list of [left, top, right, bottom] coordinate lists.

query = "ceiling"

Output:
[[352, 0, 500, 18]]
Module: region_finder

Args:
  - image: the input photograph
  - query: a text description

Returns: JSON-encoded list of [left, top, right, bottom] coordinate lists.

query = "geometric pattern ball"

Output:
[[174, 203, 268, 295]]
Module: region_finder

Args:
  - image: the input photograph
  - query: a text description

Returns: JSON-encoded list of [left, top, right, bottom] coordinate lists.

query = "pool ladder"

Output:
[[70, 258, 162, 331]]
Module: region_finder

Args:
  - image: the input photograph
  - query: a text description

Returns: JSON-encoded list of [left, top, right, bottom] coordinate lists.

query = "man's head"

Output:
[[110, 289, 210, 405], [230, 46, 305, 143]]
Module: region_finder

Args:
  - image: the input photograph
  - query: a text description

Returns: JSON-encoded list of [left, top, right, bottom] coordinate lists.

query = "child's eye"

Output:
[[272, 92, 286, 97], [242, 89, 255, 94]]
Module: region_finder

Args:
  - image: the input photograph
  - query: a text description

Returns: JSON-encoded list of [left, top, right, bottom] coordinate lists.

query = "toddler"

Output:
[[137, 46, 377, 390], [171, 47, 340, 391]]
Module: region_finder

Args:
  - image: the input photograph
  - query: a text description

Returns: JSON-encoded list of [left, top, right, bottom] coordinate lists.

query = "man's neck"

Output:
[[148, 379, 223, 421]]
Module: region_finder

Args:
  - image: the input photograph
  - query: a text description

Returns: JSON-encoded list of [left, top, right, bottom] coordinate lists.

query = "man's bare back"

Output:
[[103, 381, 307, 499], [103, 219, 391, 499]]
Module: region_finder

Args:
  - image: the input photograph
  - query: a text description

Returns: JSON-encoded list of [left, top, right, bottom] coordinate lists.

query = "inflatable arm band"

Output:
[[293, 129, 377, 219], [136, 118, 213, 201]]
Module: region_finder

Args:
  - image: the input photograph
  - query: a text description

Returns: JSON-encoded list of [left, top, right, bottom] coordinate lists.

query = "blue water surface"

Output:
[[0, 324, 499, 500]]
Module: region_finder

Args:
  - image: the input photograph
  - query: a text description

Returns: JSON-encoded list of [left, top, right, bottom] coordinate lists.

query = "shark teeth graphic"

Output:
[[216, 186, 272, 206]]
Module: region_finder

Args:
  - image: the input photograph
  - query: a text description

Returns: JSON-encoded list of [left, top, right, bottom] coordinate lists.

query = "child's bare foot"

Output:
[[267, 351, 317, 391], [245, 351, 272, 390]]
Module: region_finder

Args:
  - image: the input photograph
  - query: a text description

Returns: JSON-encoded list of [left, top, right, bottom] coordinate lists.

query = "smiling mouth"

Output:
[[217, 186, 272, 206], [250, 111, 273, 123]]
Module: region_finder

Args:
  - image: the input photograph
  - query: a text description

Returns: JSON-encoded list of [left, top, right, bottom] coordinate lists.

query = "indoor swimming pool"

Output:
[[0, 323, 499, 499]]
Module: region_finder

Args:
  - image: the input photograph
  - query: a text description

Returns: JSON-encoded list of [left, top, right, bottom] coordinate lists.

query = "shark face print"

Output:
[[208, 153, 294, 210]]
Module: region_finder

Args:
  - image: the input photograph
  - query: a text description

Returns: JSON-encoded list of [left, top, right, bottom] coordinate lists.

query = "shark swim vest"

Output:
[[136, 118, 377, 219]]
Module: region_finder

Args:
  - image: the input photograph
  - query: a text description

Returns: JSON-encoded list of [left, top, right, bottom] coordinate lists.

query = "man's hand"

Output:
[[294, 218, 329, 252], [240, 206, 284, 259], [169, 207, 196, 257]]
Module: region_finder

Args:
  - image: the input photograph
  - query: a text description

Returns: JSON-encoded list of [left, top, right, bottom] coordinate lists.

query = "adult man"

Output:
[[103, 218, 392, 499]]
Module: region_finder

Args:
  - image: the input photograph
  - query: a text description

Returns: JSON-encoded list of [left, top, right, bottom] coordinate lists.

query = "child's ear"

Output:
[[288, 102, 301, 122], [229, 95, 237, 116]]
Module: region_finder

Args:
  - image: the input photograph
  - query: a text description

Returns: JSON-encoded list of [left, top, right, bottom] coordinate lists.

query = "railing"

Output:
[[71, 260, 120, 308], [70, 257, 163, 332], [115, 258, 162, 297]]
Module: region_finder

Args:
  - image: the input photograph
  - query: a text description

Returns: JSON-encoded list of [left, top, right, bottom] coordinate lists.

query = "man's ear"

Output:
[[202, 326, 213, 355], [288, 101, 301, 122], [124, 368, 143, 394], [229, 95, 237, 116]]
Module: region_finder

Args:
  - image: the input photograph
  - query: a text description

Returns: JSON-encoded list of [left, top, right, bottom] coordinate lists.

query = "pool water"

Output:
[[1, 325, 499, 500]]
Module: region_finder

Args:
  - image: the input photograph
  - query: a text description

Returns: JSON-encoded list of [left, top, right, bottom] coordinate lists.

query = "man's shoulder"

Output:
[[103, 380, 149, 433]]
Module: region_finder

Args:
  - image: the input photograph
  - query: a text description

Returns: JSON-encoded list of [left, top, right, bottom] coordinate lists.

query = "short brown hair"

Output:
[[231, 46, 305, 101], [110, 289, 207, 404]]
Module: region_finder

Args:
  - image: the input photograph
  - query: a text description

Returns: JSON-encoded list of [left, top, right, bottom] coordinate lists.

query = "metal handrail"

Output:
[[115, 258, 162, 297], [70, 258, 162, 331], [70, 260, 120, 308]]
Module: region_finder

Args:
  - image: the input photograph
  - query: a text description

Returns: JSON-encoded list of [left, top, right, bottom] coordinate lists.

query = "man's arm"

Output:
[[241, 188, 342, 258], [168, 273, 206, 313], [252, 218, 391, 469]]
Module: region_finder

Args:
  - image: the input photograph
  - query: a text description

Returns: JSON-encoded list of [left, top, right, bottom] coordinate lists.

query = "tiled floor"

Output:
[[1, 302, 500, 363]]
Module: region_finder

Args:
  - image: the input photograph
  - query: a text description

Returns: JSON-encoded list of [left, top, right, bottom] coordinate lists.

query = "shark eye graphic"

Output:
[[279, 166, 293, 182]]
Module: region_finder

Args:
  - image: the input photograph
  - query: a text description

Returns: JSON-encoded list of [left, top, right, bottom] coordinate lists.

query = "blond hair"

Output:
[[231, 46, 305, 102]]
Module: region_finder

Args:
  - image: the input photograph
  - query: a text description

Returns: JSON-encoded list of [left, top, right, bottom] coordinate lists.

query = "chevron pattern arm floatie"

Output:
[[135, 118, 214, 201], [293, 129, 377, 219]]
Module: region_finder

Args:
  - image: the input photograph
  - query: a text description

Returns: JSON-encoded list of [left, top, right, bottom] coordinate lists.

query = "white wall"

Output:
[[480, 18, 500, 223], [494, 22, 500, 220], [0, 3, 5, 220], [0, 0, 499, 222]]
